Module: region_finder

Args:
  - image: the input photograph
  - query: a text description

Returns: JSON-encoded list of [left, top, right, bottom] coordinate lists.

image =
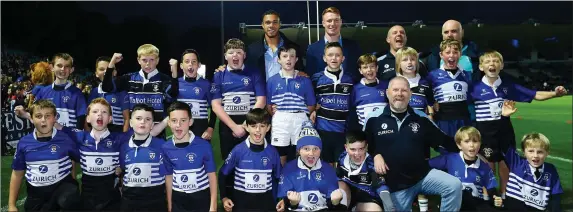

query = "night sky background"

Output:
[[2, 1, 572, 76]]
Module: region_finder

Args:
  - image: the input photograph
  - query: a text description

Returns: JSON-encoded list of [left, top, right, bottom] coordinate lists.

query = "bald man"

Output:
[[426, 20, 481, 82], [377, 25, 428, 81]]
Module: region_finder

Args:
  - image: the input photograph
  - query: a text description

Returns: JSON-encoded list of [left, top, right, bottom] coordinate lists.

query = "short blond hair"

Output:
[[521, 132, 550, 152], [322, 7, 341, 17], [87, 98, 112, 115], [454, 126, 481, 145], [137, 44, 159, 58], [357, 54, 377, 68], [440, 39, 462, 53], [479, 50, 504, 64], [395, 47, 419, 75]]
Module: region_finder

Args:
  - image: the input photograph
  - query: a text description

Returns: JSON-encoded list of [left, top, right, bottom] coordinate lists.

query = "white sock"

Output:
[[501, 193, 506, 199], [418, 197, 428, 212]]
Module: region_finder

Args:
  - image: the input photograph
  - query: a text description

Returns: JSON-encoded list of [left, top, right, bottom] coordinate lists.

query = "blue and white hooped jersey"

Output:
[[61, 127, 122, 176], [88, 83, 129, 126], [311, 68, 354, 132], [350, 78, 388, 126], [429, 152, 497, 200], [427, 67, 472, 104], [337, 151, 387, 197], [12, 128, 80, 187], [120, 135, 166, 187], [402, 74, 434, 111], [220, 139, 281, 193], [35, 82, 87, 127], [503, 147, 563, 210], [162, 133, 216, 194], [266, 71, 316, 113], [472, 76, 536, 122], [278, 158, 339, 211], [211, 65, 265, 116], [177, 76, 212, 120]]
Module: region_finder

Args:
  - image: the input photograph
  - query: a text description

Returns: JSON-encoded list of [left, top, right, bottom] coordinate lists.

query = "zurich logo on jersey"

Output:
[[133, 167, 142, 176], [233, 96, 241, 104], [181, 174, 189, 183], [530, 189, 539, 197], [253, 174, 260, 182], [39, 165, 49, 174], [95, 158, 104, 165], [308, 193, 319, 204], [453, 83, 463, 91]]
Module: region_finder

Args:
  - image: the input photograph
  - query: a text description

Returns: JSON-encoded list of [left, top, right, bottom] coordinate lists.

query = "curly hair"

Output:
[[30, 61, 53, 86]]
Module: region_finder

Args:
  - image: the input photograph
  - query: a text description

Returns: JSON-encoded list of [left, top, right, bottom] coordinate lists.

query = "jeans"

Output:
[[391, 169, 462, 211]]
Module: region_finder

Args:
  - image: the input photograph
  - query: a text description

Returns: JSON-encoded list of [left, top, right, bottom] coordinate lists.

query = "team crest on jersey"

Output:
[[106, 140, 113, 148], [483, 148, 493, 158], [543, 173, 551, 181], [194, 87, 201, 95], [210, 83, 217, 93], [62, 96, 70, 103], [384, 64, 389, 69], [149, 152, 156, 160], [419, 87, 425, 93], [379, 90, 385, 96], [111, 97, 117, 103], [261, 157, 269, 166], [242, 77, 250, 86], [295, 82, 300, 89], [502, 87, 508, 94], [50, 144, 58, 153], [315, 172, 322, 181], [409, 122, 420, 133], [186, 153, 196, 163], [475, 176, 481, 183], [360, 175, 367, 182], [381, 123, 388, 129]]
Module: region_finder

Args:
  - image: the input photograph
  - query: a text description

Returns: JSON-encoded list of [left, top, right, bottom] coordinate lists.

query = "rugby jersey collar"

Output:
[[439, 64, 463, 79], [360, 78, 379, 86], [297, 156, 322, 171], [343, 152, 370, 175], [279, 70, 298, 79], [529, 163, 545, 179], [481, 76, 502, 88], [459, 151, 480, 178], [226, 64, 245, 72], [51, 81, 72, 90], [90, 128, 111, 143], [245, 137, 268, 148], [171, 131, 196, 146], [138, 69, 159, 82], [33, 127, 58, 140], [323, 67, 344, 84], [129, 134, 153, 148], [397, 73, 421, 88]]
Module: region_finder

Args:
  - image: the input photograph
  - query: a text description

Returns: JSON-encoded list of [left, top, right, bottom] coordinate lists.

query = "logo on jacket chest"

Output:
[[194, 87, 201, 95], [242, 77, 250, 86], [187, 153, 197, 163], [408, 122, 420, 133], [378, 123, 394, 135]]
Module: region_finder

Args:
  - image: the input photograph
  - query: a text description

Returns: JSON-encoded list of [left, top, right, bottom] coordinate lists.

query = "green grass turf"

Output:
[[2, 96, 572, 211]]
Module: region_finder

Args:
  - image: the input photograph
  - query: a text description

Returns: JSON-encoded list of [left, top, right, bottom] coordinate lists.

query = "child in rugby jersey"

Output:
[[426, 39, 473, 138], [119, 104, 167, 211], [102, 44, 179, 131], [429, 126, 503, 211], [471, 50, 567, 199], [502, 132, 564, 211], [88, 56, 130, 133], [51, 98, 124, 211], [161, 101, 217, 212], [211, 38, 266, 160], [218, 108, 281, 211], [172, 49, 216, 141], [9, 100, 81, 212], [34, 53, 87, 129], [267, 44, 316, 165], [277, 121, 345, 211], [310, 42, 354, 166], [347, 53, 388, 132], [336, 130, 394, 212]]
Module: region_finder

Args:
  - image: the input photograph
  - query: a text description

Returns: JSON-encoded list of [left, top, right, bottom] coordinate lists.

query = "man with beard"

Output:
[[377, 25, 428, 81], [306, 7, 362, 82], [363, 76, 462, 211], [246, 10, 305, 81]]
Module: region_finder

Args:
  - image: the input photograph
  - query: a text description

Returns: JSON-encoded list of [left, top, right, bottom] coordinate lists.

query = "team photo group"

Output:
[[7, 6, 569, 212]]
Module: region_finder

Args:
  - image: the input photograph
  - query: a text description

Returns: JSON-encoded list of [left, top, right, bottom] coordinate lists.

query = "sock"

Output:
[[418, 196, 428, 212], [501, 193, 506, 199], [379, 191, 395, 212]]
